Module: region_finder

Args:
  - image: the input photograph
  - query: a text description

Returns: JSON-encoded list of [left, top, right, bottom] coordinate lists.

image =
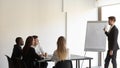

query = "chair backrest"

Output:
[[55, 60, 73, 68], [15, 58, 27, 68], [5, 55, 15, 68], [5, 55, 27, 68]]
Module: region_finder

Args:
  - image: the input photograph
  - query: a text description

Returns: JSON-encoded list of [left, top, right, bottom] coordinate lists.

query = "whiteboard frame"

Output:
[[84, 21, 107, 52]]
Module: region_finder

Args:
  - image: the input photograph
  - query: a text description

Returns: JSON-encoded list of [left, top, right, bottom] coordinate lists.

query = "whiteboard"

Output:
[[84, 21, 107, 52]]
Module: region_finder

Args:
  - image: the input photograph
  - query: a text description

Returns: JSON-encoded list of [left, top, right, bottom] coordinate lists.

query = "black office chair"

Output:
[[55, 60, 73, 68], [5, 55, 27, 68], [5, 55, 15, 68], [15, 58, 27, 68]]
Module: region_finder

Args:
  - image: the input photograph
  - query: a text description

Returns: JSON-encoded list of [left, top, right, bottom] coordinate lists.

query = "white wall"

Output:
[[0, 0, 97, 68], [0, 0, 65, 68]]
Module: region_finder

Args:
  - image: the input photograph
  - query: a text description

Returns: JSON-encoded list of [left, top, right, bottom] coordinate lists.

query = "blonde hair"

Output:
[[56, 36, 67, 61]]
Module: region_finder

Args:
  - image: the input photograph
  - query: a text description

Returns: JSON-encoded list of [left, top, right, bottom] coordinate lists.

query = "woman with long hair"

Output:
[[51, 36, 69, 64], [23, 36, 42, 68]]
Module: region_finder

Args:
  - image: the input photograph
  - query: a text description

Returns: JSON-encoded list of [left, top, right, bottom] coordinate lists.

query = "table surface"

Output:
[[38, 54, 93, 62]]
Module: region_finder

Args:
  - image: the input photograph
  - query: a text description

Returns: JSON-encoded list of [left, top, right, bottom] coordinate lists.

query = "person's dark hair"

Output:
[[32, 35, 38, 39], [15, 37, 22, 44], [108, 16, 116, 22], [23, 36, 33, 55]]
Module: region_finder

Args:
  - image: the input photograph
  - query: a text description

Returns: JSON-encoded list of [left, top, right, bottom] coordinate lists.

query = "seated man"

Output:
[[11, 37, 24, 60], [11, 37, 24, 68], [32, 35, 48, 68]]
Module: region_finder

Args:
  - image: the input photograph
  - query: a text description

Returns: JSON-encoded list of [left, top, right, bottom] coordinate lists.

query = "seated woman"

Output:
[[51, 36, 70, 65], [23, 36, 42, 68]]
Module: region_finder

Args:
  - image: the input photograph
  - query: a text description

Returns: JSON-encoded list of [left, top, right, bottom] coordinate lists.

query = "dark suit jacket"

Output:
[[23, 47, 42, 68], [11, 45, 23, 60], [105, 25, 119, 51]]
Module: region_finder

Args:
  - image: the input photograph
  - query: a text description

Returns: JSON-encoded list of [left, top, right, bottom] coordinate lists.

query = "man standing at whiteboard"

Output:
[[104, 16, 119, 68]]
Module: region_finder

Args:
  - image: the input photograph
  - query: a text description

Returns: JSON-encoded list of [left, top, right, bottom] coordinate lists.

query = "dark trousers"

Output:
[[40, 61, 48, 68], [104, 50, 118, 68]]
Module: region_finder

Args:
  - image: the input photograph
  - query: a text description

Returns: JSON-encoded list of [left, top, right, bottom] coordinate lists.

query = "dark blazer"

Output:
[[23, 47, 42, 68], [11, 45, 23, 60], [105, 25, 119, 51]]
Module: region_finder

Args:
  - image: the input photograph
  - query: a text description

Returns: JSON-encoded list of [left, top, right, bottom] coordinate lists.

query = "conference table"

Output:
[[38, 54, 93, 68]]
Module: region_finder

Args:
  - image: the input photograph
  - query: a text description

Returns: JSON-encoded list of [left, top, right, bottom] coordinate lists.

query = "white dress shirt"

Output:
[[35, 44, 45, 55], [108, 24, 115, 32]]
